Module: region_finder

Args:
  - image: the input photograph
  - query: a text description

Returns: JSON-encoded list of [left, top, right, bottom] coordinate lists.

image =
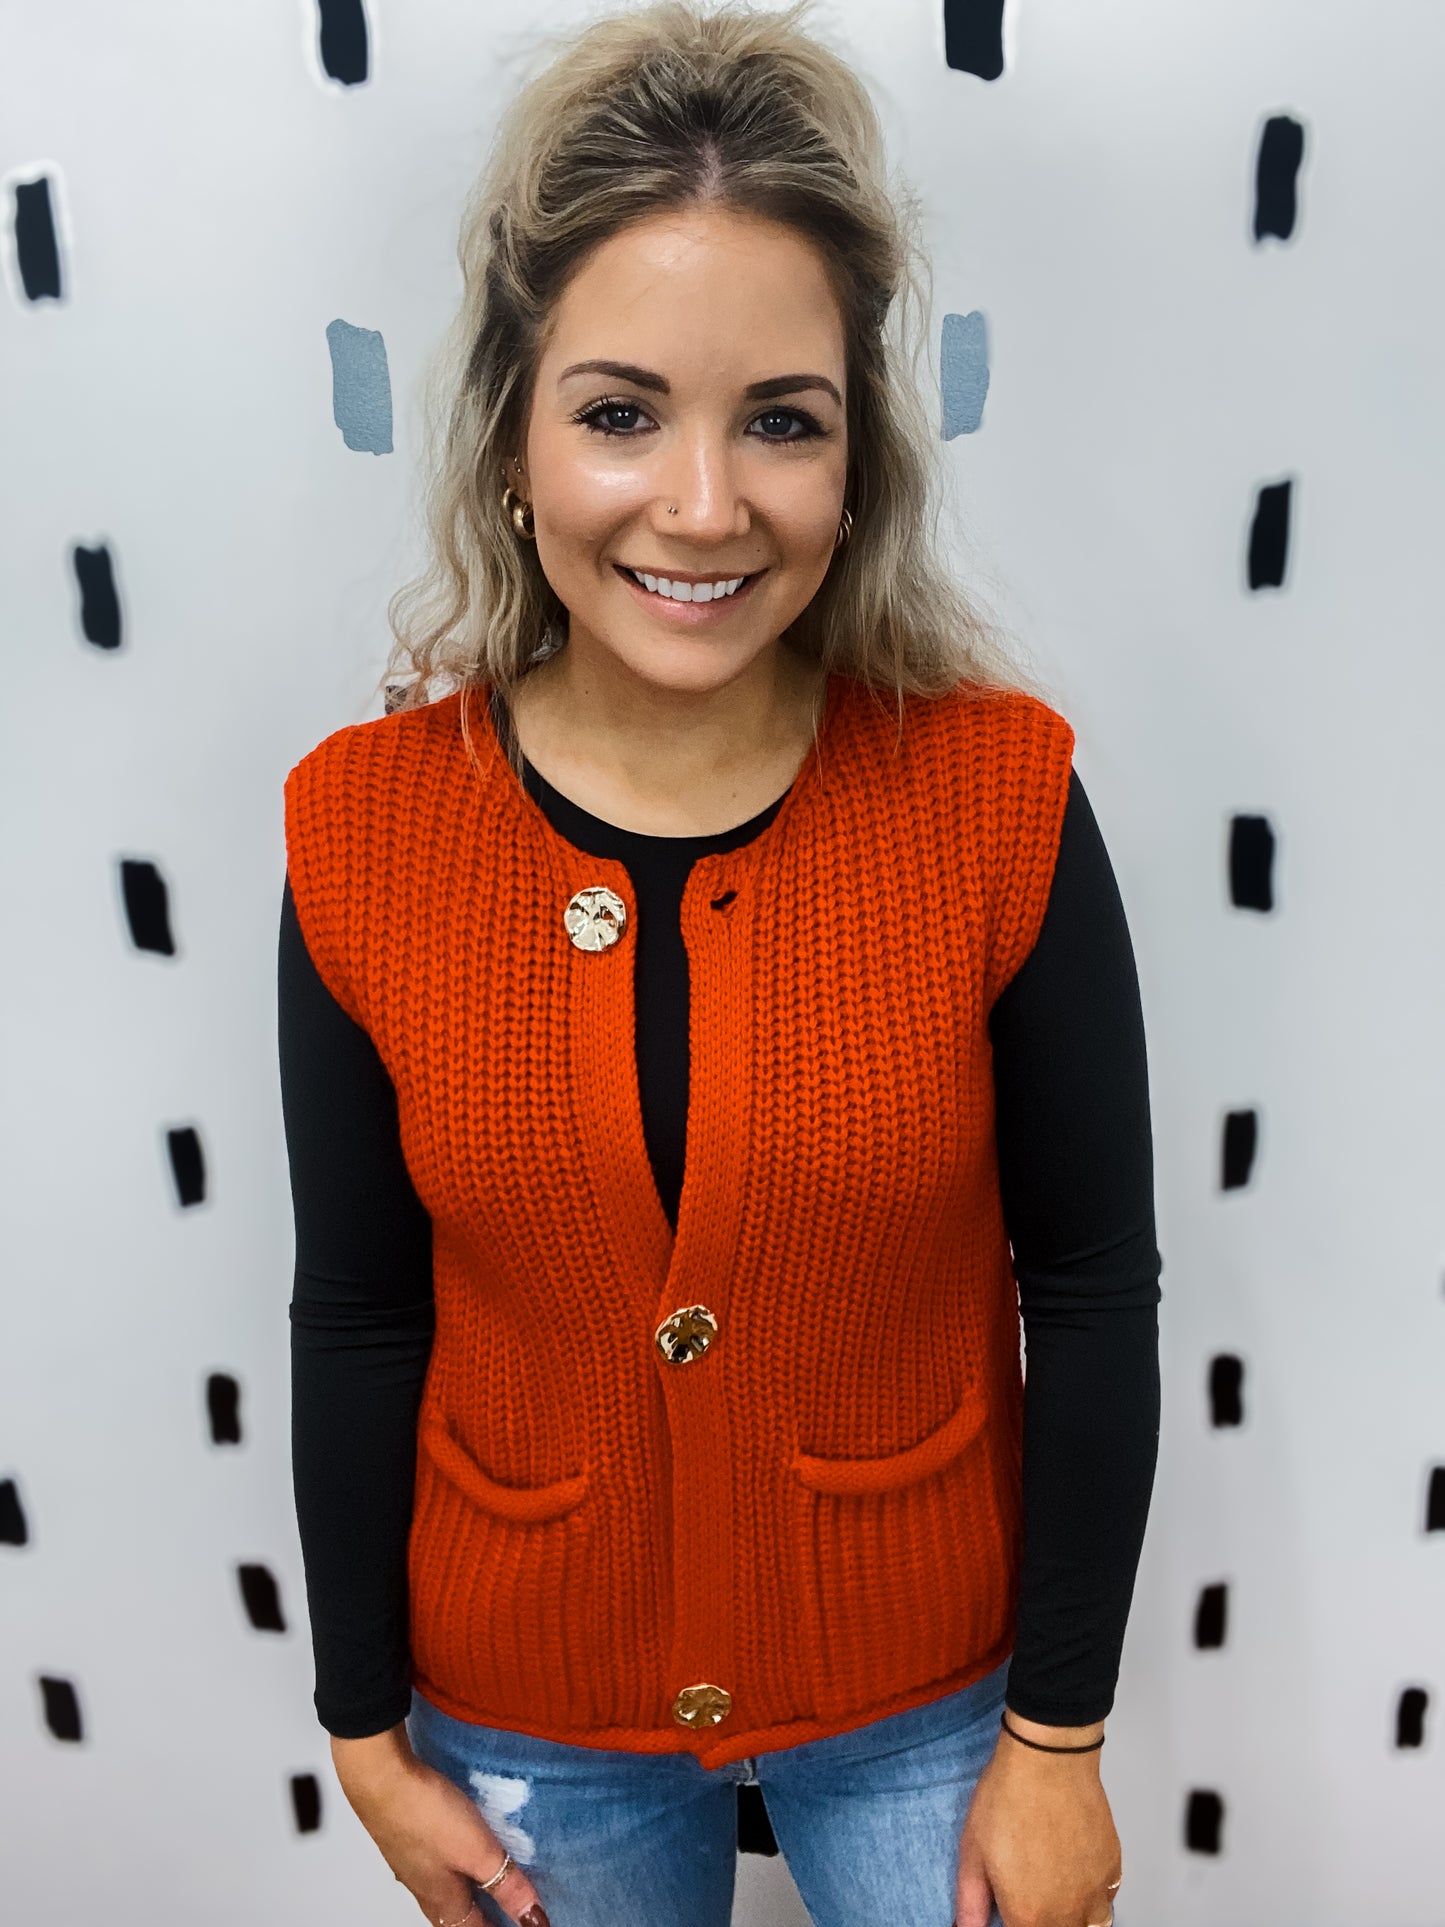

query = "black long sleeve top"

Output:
[[278, 703, 1162, 1739]]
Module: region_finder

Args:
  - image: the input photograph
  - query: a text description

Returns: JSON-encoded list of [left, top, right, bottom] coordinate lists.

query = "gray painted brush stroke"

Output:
[[941, 310, 990, 439], [327, 318, 393, 454]]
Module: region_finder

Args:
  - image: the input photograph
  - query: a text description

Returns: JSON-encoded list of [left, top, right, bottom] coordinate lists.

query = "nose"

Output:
[[653, 429, 750, 542]]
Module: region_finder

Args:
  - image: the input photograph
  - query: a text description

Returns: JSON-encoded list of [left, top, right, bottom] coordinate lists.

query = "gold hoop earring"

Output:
[[835, 507, 853, 549], [502, 486, 536, 541]]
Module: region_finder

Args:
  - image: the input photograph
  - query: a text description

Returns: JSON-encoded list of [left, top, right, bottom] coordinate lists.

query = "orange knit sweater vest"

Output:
[[283, 672, 1075, 1767]]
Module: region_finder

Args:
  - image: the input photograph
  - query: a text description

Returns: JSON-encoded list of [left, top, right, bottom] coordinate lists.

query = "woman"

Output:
[[278, 6, 1162, 1926]]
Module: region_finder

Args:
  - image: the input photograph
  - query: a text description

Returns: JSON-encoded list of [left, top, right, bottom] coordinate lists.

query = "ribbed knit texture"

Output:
[[283, 672, 1075, 1768]]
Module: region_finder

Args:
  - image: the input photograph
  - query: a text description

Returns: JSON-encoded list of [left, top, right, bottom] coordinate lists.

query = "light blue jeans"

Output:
[[406, 1656, 1011, 1927]]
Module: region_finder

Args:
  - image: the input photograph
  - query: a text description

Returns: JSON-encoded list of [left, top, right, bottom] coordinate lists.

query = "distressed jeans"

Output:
[[405, 1655, 1011, 1927]]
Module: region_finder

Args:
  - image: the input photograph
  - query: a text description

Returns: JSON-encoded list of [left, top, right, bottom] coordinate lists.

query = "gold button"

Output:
[[564, 885, 627, 952], [654, 1304, 718, 1364], [672, 1682, 733, 1728]]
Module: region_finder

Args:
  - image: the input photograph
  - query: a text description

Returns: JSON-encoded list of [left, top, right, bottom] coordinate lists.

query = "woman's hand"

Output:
[[330, 1723, 552, 1927], [954, 1713, 1122, 1927]]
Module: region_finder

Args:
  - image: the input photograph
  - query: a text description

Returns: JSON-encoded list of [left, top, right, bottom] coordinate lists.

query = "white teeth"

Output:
[[628, 569, 748, 602]]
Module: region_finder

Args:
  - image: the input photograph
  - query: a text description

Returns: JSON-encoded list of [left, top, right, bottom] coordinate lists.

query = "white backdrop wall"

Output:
[[3, 2, 1442, 1922]]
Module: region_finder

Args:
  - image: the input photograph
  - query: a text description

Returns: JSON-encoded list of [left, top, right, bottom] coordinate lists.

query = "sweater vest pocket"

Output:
[[406, 1417, 608, 1731], [418, 1417, 590, 1522], [785, 1390, 1012, 1723]]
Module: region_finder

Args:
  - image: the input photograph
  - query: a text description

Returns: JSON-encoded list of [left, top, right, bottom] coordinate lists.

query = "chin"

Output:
[[602, 629, 771, 693]]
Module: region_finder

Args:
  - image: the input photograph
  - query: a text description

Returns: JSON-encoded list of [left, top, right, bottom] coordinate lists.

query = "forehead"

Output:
[[540, 206, 846, 386]]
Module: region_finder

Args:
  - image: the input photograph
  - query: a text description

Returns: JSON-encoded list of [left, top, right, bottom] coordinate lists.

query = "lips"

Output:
[[612, 563, 764, 616], [617, 566, 753, 600]]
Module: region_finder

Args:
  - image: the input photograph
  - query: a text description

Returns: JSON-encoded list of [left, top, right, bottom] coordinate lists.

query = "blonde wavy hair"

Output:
[[379, 0, 1043, 753]]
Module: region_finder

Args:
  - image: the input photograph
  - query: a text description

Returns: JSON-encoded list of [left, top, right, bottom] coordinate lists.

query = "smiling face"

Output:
[[508, 203, 849, 697]]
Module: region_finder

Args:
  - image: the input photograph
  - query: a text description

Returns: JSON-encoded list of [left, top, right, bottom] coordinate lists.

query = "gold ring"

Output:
[[478, 1849, 513, 1893]]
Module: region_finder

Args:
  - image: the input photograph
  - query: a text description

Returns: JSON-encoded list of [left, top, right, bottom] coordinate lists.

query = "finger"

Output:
[[953, 1838, 996, 1927], [397, 1780, 551, 1927], [458, 1841, 552, 1927], [1084, 1884, 1122, 1927], [410, 1872, 479, 1925]]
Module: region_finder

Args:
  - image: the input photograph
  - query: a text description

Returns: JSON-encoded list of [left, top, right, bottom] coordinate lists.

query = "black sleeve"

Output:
[[277, 874, 436, 1739], [988, 770, 1163, 1727]]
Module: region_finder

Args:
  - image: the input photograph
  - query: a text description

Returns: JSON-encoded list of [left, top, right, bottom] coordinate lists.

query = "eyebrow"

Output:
[[557, 359, 842, 408]]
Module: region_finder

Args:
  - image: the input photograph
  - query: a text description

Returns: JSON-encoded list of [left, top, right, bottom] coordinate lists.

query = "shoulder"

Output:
[[284, 690, 467, 811], [282, 691, 475, 898], [893, 683, 1077, 897], [280, 692, 472, 1020], [282, 692, 480, 858], [912, 680, 1073, 759], [843, 677, 1073, 788], [897, 687, 1078, 999]]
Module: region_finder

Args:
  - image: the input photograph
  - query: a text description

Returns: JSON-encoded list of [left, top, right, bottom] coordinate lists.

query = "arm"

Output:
[[988, 768, 1162, 1733], [277, 874, 436, 1739], [955, 769, 1160, 1927], [279, 876, 555, 1927]]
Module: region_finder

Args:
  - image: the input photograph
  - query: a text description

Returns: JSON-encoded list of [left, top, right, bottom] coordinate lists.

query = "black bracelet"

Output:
[[1000, 1711, 1105, 1753]]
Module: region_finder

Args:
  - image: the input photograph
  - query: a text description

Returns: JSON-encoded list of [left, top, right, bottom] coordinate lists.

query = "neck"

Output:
[[506, 632, 827, 837]]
